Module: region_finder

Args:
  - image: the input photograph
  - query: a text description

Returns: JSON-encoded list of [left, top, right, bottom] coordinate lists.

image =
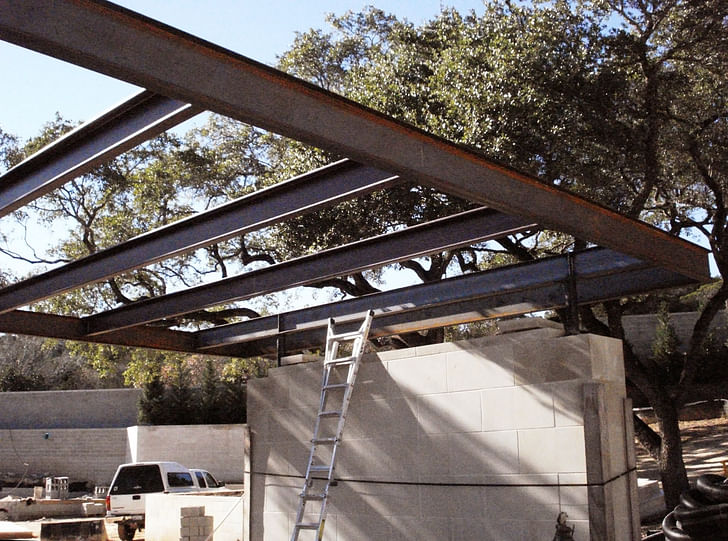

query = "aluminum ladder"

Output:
[[290, 310, 374, 541]]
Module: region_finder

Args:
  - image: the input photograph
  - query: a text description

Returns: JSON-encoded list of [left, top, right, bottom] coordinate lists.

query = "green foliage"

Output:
[[0, 335, 110, 391], [138, 373, 167, 425]]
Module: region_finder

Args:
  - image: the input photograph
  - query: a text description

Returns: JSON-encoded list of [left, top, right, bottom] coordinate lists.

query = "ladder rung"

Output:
[[324, 355, 356, 366], [318, 410, 342, 418], [296, 522, 320, 530], [309, 464, 331, 472], [301, 493, 326, 501], [312, 437, 338, 445], [323, 383, 349, 391], [328, 330, 363, 341]]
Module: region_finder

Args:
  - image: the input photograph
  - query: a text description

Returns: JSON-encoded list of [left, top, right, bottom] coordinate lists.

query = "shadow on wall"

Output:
[[246, 324, 631, 540]]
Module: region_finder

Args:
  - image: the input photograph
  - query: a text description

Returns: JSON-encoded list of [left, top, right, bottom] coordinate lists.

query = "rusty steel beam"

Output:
[[0, 309, 195, 352], [82, 208, 537, 335], [0, 90, 200, 217], [0, 0, 709, 280], [0, 248, 693, 356], [0, 160, 400, 314], [198, 248, 695, 358]]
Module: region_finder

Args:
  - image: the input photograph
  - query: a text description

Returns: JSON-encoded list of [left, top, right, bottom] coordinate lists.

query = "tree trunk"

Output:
[[654, 400, 690, 510]]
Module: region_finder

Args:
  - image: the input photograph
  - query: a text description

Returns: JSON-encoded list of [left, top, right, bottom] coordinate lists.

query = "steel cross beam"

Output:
[[0, 90, 199, 217], [0, 309, 195, 352], [196, 248, 695, 358], [0, 160, 400, 314], [82, 208, 537, 335], [0, 248, 691, 356], [0, 0, 709, 280]]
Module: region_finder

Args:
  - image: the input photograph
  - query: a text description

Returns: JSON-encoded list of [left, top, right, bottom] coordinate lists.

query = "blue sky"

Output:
[[1, 0, 486, 141]]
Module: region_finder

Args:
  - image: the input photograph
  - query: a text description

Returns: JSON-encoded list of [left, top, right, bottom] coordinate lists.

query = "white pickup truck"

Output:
[[106, 461, 221, 541]]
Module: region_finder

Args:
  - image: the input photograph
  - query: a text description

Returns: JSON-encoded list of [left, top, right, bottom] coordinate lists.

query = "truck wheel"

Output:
[[118, 523, 136, 541]]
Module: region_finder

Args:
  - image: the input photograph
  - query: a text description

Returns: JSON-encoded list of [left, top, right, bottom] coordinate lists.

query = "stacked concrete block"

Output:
[[247, 321, 640, 540], [180, 506, 214, 541]]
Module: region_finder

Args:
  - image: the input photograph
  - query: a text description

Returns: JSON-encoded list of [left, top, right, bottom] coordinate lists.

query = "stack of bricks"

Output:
[[180, 506, 214, 541]]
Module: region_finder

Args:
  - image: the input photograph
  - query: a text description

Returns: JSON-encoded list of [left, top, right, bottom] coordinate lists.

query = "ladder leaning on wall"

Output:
[[290, 310, 375, 541]]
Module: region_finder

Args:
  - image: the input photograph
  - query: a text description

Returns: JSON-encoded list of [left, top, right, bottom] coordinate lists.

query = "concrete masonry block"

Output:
[[558, 472, 589, 507], [387, 516, 450, 541], [267, 405, 317, 443], [346, 397, 418, 440], [481, 385, 555, 431], [387, 353, 447, 396], [414, 340, 457, 357], [417, 390, 482, 434], [263, 480, 298, 513], [350, 359, 390, 402], [513, 334, 594, 385], [587, 334, 625, 383], [446, 346, 515, 392], [335, 512, 394, 540], [419, 485, 487, 518], [370, 346, 417, 362], [287, 362, 323, 408], [511, 385, 555, 429], [448, 430, 520, 477], [481, 387, 517, 431], [180, 506, 205, 517], [248, 371, 289, 411], [262, 511, 290, 540], [553, 380, 585, 427], [327, 481, 419, 518], [517, 426, 586, 474], [415, 432, 453, 480], [486, 484, 560, 520], [336, 436, 418, 481]]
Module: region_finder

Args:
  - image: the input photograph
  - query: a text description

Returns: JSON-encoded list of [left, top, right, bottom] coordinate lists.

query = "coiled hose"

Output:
[[662, 474, 728, 540]]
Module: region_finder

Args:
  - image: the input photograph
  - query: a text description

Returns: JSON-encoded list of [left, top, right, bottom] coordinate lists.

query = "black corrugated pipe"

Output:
[[662, 474, 728, 540]]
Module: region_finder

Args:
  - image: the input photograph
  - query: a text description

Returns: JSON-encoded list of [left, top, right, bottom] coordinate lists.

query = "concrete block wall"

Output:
[[247, 324, 640, 540], [0, 388, 141, 429], [128, 424, 246, 482], [0, 428, 128, 485], [1, 424, 246, 486]]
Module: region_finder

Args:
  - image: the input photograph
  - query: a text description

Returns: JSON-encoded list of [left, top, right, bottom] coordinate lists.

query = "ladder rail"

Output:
[[291, 311, 374, 541]]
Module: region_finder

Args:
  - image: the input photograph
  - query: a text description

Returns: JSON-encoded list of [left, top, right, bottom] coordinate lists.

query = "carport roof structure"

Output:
[[0, 0, 711, 359]]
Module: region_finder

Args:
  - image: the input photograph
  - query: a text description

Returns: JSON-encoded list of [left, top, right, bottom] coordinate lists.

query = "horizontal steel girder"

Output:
[[0, 0, 709, 281], [196, 247, 695, 357], [0, 309, 195, 352], [83, 208, 537, 335], [0, 248, 693, 355], [0, 90, 199, 217], [0, 160, 400, 314]]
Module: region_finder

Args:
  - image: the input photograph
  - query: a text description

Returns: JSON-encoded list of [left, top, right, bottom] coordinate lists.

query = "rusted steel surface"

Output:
[[0, 309, 195, 352], [82, 209, 536, 335], [0, 160, 400, 315], [198, 248, 695, 358], [0, 0, 710, 281], [0, 90, 199, 217]]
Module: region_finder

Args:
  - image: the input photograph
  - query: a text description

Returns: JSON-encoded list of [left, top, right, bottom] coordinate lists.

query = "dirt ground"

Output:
[[636, 416, 728, 538], [636, 416, 728, 480]]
